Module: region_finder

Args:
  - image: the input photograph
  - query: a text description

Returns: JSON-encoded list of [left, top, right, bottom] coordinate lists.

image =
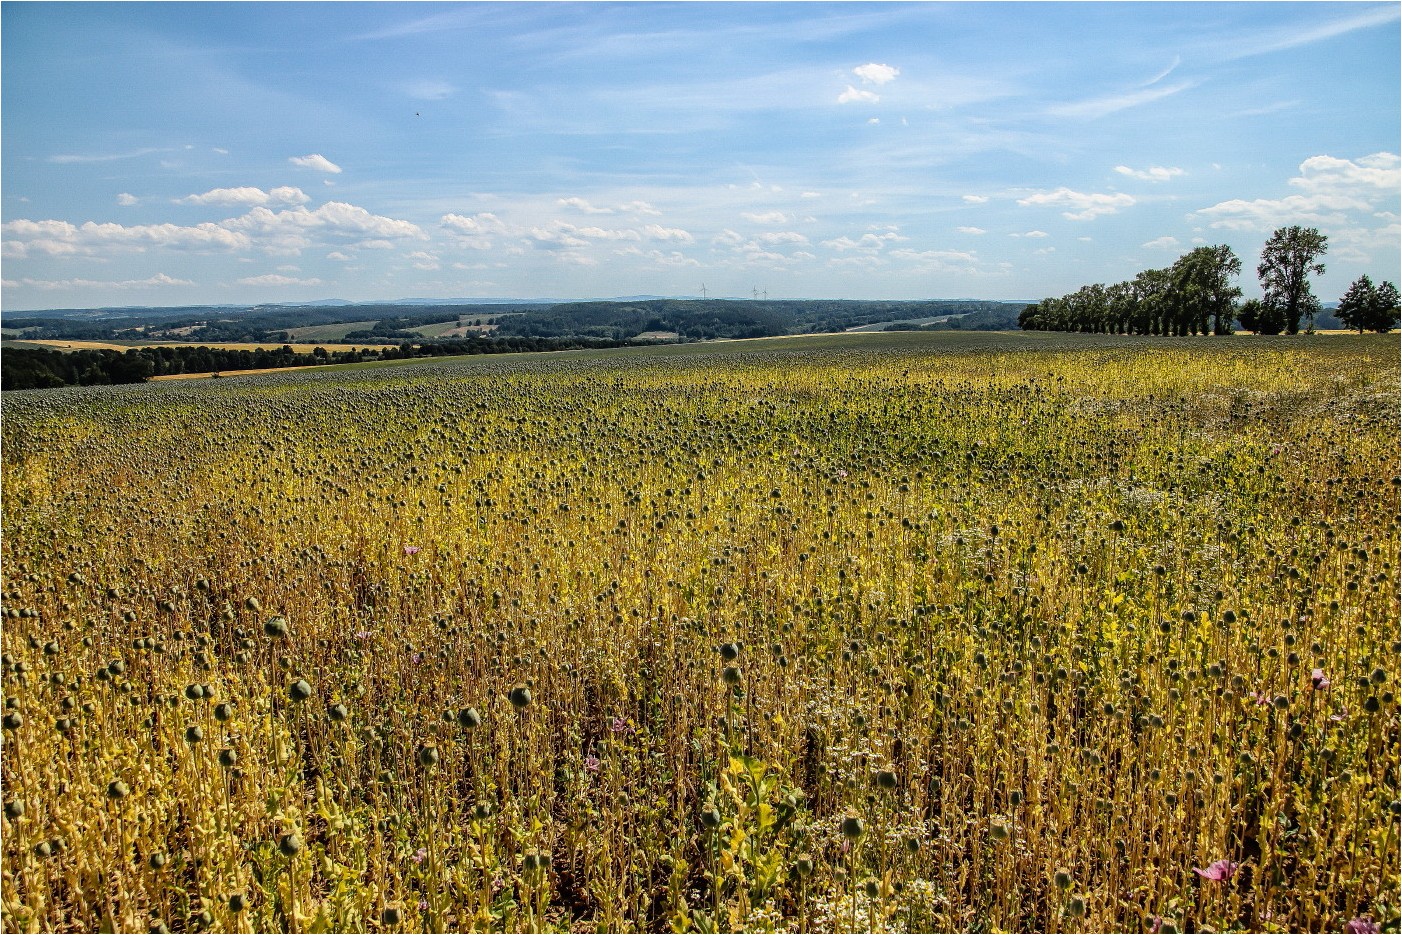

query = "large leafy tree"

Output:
[[1171, 245, 1242, 335], [1337, 275, 1401, 333], [1257, 226, 1328, 335]]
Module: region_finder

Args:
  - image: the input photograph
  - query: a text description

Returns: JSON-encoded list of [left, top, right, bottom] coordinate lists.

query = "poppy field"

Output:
[[1, 330, 1397, 933]]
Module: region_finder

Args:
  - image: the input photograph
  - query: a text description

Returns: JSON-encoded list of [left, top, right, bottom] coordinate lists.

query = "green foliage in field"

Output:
[[2, 332, 1397, 933]]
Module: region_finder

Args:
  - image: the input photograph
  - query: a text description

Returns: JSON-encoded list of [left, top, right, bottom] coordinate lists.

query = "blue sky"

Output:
[[3, 2, 1398, 310]]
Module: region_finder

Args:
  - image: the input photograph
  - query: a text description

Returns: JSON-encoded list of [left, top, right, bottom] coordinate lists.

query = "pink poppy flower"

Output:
[[1193, 859, 1238, 881], [1311, 668, 1330, 691], [583, 754, 601, 774], [610, 716, 629, 734], [403, 545, 420, 555], [413, 847, 427, 865], [1345, 917, 1380, 934]]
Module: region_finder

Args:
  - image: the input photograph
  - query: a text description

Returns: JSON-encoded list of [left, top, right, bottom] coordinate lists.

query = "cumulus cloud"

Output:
[[179, 186, 310, 207], [757, 231, 810, 245], [405, 250, 440, 270], [853, 63, 900, 85], [956, 226, 987, 235], [621, 200, 663, 216], [1017, 187, 1136, 221], [1115, 165, 1185, 182], [116, 193, 139, 206], [741, 210, 789, 224], [1142, 235, 1180, 249], [821, 231, 905, 252], [645, 225, 695, 243], [2, 218, 251, 258], [837, 85, 880, 105], [890, 248, 978, 271], [222, 202, 425, 254], [1195, 152, 1400, 232], [289, 153, 342, 174], [1010, 230, 1050, 238], [962, 194, 989, 204]]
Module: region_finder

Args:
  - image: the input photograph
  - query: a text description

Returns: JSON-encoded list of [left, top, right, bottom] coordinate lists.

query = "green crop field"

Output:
[[1, 331, 1397, 933]]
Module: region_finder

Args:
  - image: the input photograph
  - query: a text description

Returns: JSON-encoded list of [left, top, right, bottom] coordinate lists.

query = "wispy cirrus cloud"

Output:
[[1048, 81, 1197, 120]]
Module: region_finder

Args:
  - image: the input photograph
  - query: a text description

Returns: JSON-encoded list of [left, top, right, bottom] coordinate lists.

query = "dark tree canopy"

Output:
[[1337, 275, 1401, 334]]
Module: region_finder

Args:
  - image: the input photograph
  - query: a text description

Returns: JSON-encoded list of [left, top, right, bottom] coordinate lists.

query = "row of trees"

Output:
[[1, 334, 633, 391], [1019, 225, 1398, 336]]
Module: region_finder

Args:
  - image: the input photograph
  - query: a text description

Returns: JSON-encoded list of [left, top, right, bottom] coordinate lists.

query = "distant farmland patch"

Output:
[[283, 320, 380, 342], [21, 338, 392, 354]]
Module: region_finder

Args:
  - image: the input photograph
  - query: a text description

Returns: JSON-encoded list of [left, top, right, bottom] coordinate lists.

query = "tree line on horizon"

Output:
[[1018, 225, 1400, 336]]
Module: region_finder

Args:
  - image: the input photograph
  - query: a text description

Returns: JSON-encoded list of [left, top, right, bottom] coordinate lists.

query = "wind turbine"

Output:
[[700, 283, 708, 300]]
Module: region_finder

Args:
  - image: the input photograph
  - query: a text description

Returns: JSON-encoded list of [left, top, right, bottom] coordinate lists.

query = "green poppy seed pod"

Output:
[[184, 683, 204, 701], [1371, 668, 1387, 685], [1158, 919, 1180, 934], [245, 597, 262, 612], [194, 578, 209, 592], [278, 833, 301, 857], [106, 780, 129, 800], [4, 800, 23, 820], [289, 679, 312, 702], [2, 712, 22, 731], [863, 879, 880, 899], [1109, 519, 1126, 533], [1067, 896, 1085, 918], [328, 703, 348, 722], [700, 806, 722, 829], [1272, 695, 1289, 710], [264, 616, 288, 638], [721, 666, 741, 685], [1053, 868, 1073, 890], [149, 919, 170, 934], [34, 840, 52, 859], [214, 703, 233, 722], [1009, 789, 1024, 806], [1364, 696, 1381, 713], [875, 770, 897, 790], [796, 855, 814, 877], [43, 641, 59, 656], [457, 707, 481, 729], [904, 836, 921, 854], [382, 906, 402, 926], [523, 851, 542, 872], [508, 686, 532, 709], [840, 816, 865, 840], [417, 744, 439, 768], [149, 852, 167, 869], [473, 801, 493, 820], [719, 642, 740, 661], [218, 748, 237, 769], [990, 821, 1009, 841], [67, 572, 86, 585], [228, 894, 247, 913], [184, 725, 204, 744]]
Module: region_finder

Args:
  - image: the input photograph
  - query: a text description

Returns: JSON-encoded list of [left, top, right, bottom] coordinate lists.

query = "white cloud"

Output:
[[1017, 187, 1136, 221], [620, 200, 663, 216], [757, 231, 810, 245], [1115, 165, 1185, 182], [821, 231, 905, 252], [1010, 230, 1050, 238], [1142, 236, 1180, 249], [644, 224, 695, 243], [889, 248, 977, 270], [289, 153, 342, 174], [2, 217, 251, 257], [956, 226, 986, 235], [326, 251, 353, 261], [837, 85, 880, 105], [222, 202, 425, 254], [2, 272, 193, 291], [1195, 152, 1400, 232], [558, 197, 614, 215], [741, 210, 789, 224], [962, 194, 989, 204], [853, 63, 900, 85], [868, 118, 881, 125], [405, 251, 440, 270], [237, 274, 324, 287], [801, 191, 822, 199], [116, 193, 139, 207], [179, 186, 310, 207]]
